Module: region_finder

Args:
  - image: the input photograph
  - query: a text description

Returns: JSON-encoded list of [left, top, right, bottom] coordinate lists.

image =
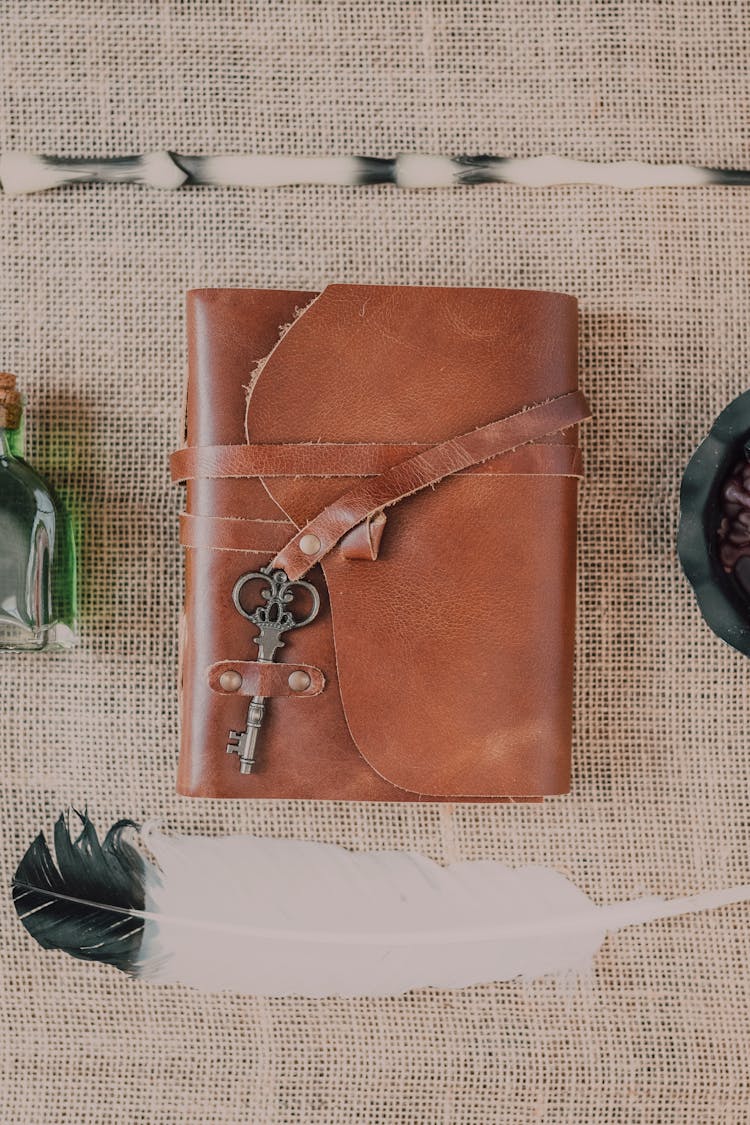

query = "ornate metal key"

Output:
[[226, 566, 320, 774]]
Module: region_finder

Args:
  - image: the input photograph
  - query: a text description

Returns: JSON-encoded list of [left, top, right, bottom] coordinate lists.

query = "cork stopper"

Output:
[[0, 373, 22, 430]]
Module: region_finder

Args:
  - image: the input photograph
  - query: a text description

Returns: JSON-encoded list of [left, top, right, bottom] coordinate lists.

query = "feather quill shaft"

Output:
[[12, 814, 750, 996], [15, 877, 750, 944]]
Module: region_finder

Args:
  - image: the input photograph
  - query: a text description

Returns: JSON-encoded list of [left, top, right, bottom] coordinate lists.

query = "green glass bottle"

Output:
[[0, 373, 77, 651]]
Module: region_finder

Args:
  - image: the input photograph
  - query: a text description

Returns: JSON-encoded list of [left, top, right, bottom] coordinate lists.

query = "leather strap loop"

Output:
[[271, 391, 590, 580], [340, 511, 388, 560], [207, 660, 325, 697]]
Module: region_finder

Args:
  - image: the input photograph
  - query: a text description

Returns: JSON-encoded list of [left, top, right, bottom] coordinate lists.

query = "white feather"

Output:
[[135, 826, 750, 997], [394, 154, 714, 189], [395, 154, 462, 187], [198, 154, 363, 187], [0, 151, 187, 193], [130, 153, 187, 189], [0, 152, 64, 193], [497, 156, 713, 189]]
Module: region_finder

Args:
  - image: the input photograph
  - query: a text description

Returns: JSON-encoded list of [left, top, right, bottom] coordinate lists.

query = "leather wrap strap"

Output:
[[180, 514, 293, 553], [171, 390, 590, 576], [273, 391, 590, 579], [172, 441, 436, 480], [170, 437, 582, 483]]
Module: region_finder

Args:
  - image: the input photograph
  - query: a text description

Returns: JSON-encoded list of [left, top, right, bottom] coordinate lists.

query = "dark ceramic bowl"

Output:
[[678, 389, 750, 655]]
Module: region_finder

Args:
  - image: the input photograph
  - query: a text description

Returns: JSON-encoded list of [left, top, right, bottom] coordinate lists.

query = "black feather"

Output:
[[11, 811, 147, 974], [452, 154, 508, 184]]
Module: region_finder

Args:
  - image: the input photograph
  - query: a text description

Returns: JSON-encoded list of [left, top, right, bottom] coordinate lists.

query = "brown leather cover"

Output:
[[174, 285, 586, 800]]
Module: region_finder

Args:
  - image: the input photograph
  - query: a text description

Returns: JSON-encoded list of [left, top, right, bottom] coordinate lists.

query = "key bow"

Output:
[[232, 566, 320, 662]]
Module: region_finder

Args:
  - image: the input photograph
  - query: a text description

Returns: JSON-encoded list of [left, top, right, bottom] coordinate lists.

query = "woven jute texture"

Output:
[[2, 2, 750, 1122]]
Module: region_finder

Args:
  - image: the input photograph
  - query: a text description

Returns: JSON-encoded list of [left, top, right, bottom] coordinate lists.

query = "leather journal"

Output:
[[171, 285, 590, 801]]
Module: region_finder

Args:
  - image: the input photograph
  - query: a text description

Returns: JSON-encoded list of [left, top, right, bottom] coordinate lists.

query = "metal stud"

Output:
[[219, 669, 243, 692], [299, 533, 322, 556], [288, 670, 312, 693]]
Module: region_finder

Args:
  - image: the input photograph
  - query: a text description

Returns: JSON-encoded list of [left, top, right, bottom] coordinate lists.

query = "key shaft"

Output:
[[226, 695, 266, 773]]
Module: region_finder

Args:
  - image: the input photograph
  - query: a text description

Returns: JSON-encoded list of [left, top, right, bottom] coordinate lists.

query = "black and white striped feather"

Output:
[[11, 814, 750, 996], [1, 152, 749, 194]]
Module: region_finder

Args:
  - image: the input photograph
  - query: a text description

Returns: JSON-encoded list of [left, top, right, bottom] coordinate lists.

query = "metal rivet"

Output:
[[219, 669, 243, 692], [288, 670, 312, 693], [299, 533, 322, 556]]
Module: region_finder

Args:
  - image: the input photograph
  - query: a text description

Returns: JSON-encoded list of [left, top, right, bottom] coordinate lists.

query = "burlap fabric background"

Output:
[[2, 1, 749, 1121]]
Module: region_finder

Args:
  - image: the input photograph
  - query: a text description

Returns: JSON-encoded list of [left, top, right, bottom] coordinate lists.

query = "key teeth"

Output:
[[226, 731, 243, 754]]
